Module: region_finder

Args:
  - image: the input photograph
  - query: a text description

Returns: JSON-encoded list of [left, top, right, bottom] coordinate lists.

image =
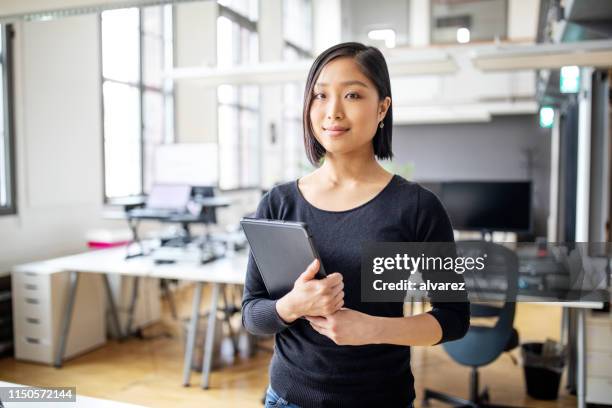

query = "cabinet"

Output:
[[12, 267, 106, 364]]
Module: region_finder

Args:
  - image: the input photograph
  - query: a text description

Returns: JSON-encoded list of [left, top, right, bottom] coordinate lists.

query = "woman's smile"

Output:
[[323, 125, 350, 137]]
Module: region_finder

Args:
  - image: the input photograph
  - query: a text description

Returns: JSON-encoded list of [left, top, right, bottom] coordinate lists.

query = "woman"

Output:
[[242, 42, 470, 408]]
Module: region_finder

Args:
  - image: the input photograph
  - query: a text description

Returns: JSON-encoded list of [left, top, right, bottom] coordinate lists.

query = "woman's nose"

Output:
[[326, 98, 344, 120]]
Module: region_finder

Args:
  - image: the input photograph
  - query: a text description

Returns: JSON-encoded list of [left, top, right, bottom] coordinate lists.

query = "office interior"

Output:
[[0, 0, 610, 407]]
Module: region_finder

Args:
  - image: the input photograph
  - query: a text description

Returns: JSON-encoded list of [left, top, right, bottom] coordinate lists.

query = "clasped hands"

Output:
[[276, 259, 378, 346]]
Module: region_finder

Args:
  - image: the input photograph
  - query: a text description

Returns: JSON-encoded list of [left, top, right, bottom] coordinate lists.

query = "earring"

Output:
[[379, 121, 385, 129]]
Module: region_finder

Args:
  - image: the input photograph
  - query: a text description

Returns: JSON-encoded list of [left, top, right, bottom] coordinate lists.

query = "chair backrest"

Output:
[[443, 240, 518, 367], [191, 186, 217, 224]]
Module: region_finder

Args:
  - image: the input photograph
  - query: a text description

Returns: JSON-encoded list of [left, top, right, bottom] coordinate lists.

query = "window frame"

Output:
[[100, 5, 175, 202], [0, 24, 16, 216]]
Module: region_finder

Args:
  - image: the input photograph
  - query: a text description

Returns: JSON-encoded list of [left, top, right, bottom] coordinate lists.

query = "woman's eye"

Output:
[[313, 93, 325, 99], [346, 92, 360, 99]]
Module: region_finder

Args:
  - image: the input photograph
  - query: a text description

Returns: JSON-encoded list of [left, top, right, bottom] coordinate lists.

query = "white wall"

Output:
[[0, 15, 125, 275]]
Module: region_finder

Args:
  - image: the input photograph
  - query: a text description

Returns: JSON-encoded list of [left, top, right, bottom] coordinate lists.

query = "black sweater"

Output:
[[242, 175, 470, 408]]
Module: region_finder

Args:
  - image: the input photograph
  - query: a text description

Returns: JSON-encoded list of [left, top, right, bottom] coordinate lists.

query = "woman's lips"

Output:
[[323, 127, 349, 137]]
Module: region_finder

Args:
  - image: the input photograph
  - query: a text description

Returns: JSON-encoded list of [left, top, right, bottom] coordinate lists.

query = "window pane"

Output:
[[144, 90, 164, 144], [241, 28, 259, 64], [143, 33, 163, 87], [102, 8, 140, 83], [240, 109, 259, 186], [0, 25, 6, 208], [163, 5, 174, 77], [218, 84, 238, 105], [0, 56, 4, 133], [283, 75, 306, 180], [217, 16, 236, 68], [0, 131, 6, 207], [219, 105, 240, 189], [240, 85, 258, 109], [142, 6, 162, 36], [143, 91, 164, 193], [218, 0, 258, 20], [164, 93, 174, 144], [143, 6, 169, 88], [103, 81, 141, 197], [283, 0, 312, 51]]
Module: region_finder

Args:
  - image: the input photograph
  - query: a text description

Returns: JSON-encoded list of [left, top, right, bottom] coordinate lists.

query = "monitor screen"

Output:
[[439, 181, 532, 232], [146, 184, 192, 210]]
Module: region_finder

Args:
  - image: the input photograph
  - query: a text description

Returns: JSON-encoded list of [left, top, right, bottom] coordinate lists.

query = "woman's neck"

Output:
[[317, 149, 390, 186]]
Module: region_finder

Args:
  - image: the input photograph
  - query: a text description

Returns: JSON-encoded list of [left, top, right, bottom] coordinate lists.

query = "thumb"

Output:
[[297, 259, 320, 282]]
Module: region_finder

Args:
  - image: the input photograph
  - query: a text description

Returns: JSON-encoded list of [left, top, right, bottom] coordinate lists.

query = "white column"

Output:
[[409, 0, 429, 47], [575, 67, 593, 242], [547, 112, 560, 242]]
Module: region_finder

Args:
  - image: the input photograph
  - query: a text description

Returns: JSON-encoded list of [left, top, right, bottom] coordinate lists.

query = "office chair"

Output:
[[423, 241, 520, 408], [191, 185, 217, 224]]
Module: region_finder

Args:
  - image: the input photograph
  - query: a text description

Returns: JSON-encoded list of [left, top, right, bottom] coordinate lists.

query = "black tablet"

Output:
[[240, 218, 326, 299]]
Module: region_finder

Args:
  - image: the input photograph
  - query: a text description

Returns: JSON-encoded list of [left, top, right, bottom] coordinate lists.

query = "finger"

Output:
[[332, 289, 344, 303], [297, 259, 320, 282], [333, 297, 344, 310], [328, 281, 344, 295], [325, 273, 343, 285]]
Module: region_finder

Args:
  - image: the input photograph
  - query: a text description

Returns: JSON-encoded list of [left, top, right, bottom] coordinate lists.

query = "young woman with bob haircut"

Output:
[[242, 42, 470, 408]]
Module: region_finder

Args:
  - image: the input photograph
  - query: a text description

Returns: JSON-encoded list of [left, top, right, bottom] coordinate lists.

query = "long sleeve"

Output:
[[416, 186, 471, 345], [241, 192, 293, 336]]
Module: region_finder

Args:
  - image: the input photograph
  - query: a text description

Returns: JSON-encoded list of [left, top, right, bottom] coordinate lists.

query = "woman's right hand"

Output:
[[276, 259, 344, 324]]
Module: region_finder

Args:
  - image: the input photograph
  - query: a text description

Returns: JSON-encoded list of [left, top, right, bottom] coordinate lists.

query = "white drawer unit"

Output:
[[586, 308, 612, 405], [12, 269, 106, 365]]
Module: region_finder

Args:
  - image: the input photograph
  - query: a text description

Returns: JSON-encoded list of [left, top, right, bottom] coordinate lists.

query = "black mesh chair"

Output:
[[423, 241, 520, 408]]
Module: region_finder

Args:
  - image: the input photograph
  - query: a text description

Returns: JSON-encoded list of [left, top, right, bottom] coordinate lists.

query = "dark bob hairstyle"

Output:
[[302, 42, 393, 166]]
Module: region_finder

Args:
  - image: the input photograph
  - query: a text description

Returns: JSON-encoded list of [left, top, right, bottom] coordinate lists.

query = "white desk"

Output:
[[12, 248, 247, 389]]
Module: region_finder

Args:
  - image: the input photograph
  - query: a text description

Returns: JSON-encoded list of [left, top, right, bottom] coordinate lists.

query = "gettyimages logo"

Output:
[[372, 252, 487, 275]]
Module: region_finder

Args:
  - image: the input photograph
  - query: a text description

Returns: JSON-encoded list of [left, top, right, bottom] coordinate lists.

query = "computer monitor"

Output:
[[146, 184, 192, 211], [439, 181, 532, 232]]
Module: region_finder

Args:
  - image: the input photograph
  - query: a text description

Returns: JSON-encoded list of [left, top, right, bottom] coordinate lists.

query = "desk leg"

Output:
[[125, 276, 140, 336], [102, 274, 124, 340], [55, 271, 79, 368], [182, 282, 203, 387], [201, 283, 221, 389], [577, 308, 586, 408], [221, 284, 238, 354]]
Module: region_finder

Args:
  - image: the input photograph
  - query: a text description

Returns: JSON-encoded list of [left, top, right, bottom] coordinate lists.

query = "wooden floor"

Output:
[[0, 285, 577, 407]]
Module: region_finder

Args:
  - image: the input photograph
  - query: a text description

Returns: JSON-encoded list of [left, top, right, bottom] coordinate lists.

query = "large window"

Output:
[[0, 24, 15, 215], [101, 5, 174, 199], [217, 0, 260, 190]]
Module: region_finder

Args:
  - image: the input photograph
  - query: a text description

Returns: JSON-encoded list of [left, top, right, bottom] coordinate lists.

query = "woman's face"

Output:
[[309, 57, 390, 158]]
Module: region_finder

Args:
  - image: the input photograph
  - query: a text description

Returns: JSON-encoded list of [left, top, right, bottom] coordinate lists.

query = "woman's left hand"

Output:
[[305, 308, 379, 346]]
